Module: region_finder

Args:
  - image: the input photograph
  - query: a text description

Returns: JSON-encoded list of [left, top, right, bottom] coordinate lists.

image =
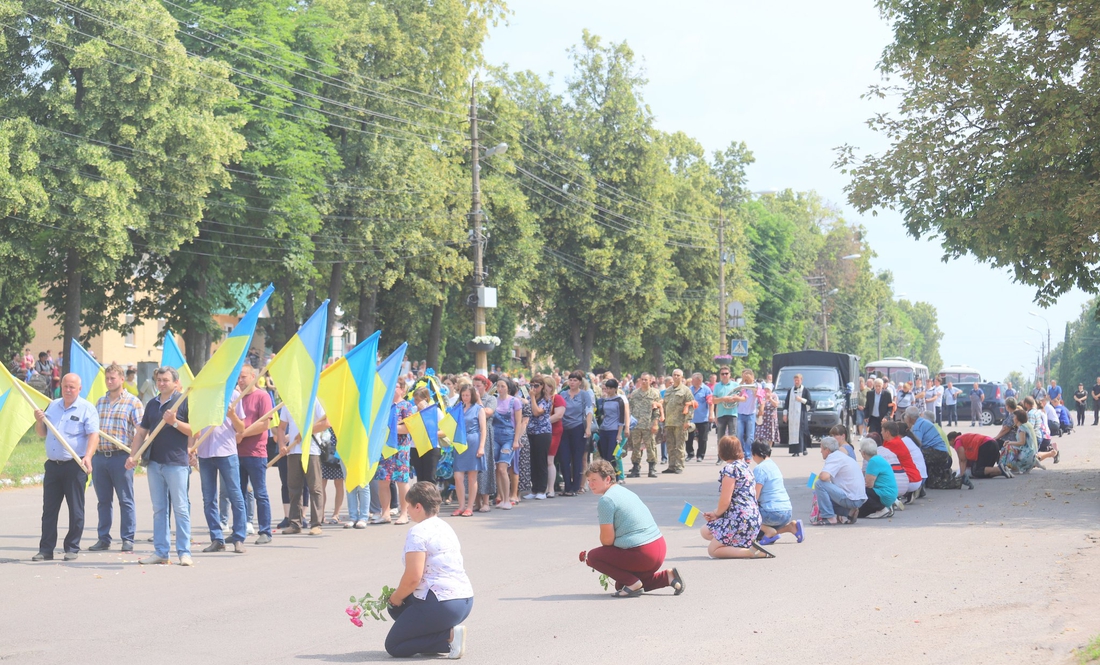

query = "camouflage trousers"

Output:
[[630, 427, 658, 465], [665, 424, 687, 471], [921, 447, 963, 489]]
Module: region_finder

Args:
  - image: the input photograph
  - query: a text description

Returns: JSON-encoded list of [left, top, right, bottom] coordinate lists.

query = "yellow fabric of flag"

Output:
[[0, 364, 50, 473]]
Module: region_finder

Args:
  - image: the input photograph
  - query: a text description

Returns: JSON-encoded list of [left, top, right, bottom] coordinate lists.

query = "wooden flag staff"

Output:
[[98, 430, 132, 454], [190, 400, 282, 454], [12, 380, 88, 473]]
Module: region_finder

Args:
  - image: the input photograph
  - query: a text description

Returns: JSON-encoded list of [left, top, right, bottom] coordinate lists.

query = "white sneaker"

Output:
[[535, 493, 546, 500], [867, 507, 892, 519], [499, 501, 512, 510], [892, 499, 904, 512], [178, 554, 194, 566], [390, 508, 400, 517], [448, 625, 466, 659], [246, 523, 256, 535], [522, 493, 536, 500]]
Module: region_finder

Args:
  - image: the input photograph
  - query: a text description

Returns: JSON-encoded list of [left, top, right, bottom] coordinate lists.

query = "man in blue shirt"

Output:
[[686, 373, 712, 462], [904, 407, 962, 490], [711, 366, 738, 442], [32, 373, 100, 561], [1047, 380, 1062, 402]]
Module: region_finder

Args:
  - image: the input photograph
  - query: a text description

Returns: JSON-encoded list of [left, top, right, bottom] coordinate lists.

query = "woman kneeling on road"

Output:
[[701, 436, 773, 558], [583, 460, 684, 597], [385, 482, 472, 659], [750, 440, 803, 545]]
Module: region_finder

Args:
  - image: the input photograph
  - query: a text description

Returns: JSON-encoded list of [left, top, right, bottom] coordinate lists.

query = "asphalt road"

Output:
[[1, 423, 1098, 665]]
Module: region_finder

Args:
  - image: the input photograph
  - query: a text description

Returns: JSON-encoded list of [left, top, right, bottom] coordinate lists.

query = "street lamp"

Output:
[[1028, 311, 1051, 380]]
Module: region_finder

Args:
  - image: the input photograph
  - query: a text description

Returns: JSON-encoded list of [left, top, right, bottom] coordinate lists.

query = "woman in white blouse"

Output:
[[385, 482, 474, 659]]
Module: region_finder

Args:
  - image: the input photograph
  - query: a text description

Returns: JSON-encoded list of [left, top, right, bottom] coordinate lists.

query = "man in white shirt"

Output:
[[811, 437, 867, 525], [924, 378, 945, 424], [276, 403, 330, 535]]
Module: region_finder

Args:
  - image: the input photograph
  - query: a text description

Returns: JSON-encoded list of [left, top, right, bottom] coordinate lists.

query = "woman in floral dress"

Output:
[[700, 435, 773, 559], [370, 379, 413, 525], [757, 387, 780, 445]]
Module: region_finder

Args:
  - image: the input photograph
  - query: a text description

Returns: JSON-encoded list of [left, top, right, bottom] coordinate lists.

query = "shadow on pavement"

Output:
[[295, 651, 392, 662], [499, 593, 612, 601]]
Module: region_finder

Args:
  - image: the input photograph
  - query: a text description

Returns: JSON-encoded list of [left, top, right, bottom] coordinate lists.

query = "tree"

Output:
[[0, 0, 243, 372], [1004, 370, 1027, 389], [838, 1, 1100, 304]]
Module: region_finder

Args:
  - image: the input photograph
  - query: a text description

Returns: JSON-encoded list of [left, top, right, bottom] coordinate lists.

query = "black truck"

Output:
[[772, 351, 861, 446]]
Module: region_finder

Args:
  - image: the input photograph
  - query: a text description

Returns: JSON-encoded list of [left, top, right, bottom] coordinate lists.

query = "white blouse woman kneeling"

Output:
[[385, 482, 473, 659]]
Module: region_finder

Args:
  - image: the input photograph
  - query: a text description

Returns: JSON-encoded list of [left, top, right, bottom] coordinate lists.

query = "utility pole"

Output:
[[469, 78, 487, 376], [717, 208, 726, 355], [807, 273, 829, 351]]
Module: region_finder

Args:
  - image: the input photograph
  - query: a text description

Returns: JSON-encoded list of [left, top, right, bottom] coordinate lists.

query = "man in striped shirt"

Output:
[[88, 363, 143, 553]]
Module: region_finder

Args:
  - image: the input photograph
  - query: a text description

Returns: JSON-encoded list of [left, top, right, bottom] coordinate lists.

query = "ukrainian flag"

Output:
[[440, 402, 467, 454], [318, 331, 380, 490], [405, 403, 440, 457], [678, 502, 701, 527], [0, 364, 50, 472], [187, 284, 274, 431], [69, 339, 107, 403], [267, 301, 328, 472], [161, 331, 194, 390], [369, 344, 409, 460]]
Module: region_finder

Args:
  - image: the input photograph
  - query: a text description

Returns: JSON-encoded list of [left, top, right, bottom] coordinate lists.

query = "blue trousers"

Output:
[[385, 591, 472, 657], [736, 413, 756, 458], [92, 451, 136, 545], [557, 426, 587, 493], [346, 484, 371, 523], [199, 455, 246, 544]]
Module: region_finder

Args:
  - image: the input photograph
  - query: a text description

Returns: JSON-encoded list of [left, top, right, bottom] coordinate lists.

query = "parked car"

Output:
[[953, 382, 1008, 427]]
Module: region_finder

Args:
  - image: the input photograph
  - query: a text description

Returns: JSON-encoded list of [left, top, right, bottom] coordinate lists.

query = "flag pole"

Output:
[[12, 381, 88, 474], [190, 400, 282, 454], [129, 387, 192, 464], [97, 430, 131, 454]]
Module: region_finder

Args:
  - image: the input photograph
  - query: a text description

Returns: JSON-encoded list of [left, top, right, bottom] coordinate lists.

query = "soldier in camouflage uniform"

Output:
[[627, 374, 663, 478]]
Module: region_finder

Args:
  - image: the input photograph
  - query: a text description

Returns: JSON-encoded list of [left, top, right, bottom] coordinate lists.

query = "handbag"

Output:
[[316, 428, 340, 466]]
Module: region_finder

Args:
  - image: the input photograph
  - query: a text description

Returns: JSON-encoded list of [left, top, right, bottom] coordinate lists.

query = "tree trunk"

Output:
[[579, 319, 596, 371], [356, 278, 377, 341], [325, 262, 344, 352], [183, 258, 211, 368], [650, 341, 665, 377], [426, 298, 444, 370], [569, 316, 583, 368], [61, 249, 82, 376], [609, 343, 621, 378], [277, 278, 296, 355]]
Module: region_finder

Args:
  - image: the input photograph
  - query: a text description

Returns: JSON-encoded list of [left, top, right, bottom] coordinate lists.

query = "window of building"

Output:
[[124, 314, 136, 347]]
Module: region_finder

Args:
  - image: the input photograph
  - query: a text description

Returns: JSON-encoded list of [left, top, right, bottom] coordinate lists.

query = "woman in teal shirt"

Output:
[[582, 460, 685, 597], [857, 438, 898, 519]]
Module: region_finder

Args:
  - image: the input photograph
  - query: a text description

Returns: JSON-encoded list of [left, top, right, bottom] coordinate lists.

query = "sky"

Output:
[[481, 0, 1093, 383]]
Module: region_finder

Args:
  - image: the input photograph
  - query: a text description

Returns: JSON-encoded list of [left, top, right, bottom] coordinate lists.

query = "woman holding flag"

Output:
[[700, 436, 772, 559], [371, 379, 413, 526], [452, 384, 485, 517]]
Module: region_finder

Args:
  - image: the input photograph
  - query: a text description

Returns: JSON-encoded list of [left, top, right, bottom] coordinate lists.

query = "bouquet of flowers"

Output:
[[471, 335, 502, 346], [346, 586, 396, 626], [579, 550, 611, 590]]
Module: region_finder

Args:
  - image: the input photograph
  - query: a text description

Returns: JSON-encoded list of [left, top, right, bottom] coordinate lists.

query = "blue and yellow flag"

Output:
[[440, 402, 467, 454], [678, 502, 702, 527], [405, 403, 440, 457], [319, 331, 380, 490], [807, 473, 818, 489], [161, 331, 194, 390], [612, 434, 629, 460], [369, 344, 408, 460], [0, 364, 50, 472], [267, 301, 328, 473], [68, 339, 107, 404], [188, 284, 274, 430]]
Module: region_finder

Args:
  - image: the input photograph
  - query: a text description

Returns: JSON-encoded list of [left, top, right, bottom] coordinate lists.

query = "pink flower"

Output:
[[345, 606, 362, 618], [578, 550, 586, 562], [351, 617, 364, 628]]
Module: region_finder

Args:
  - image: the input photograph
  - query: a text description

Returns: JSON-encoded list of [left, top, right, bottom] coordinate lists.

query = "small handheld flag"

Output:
[[678, 502, 702, 527], [807, 472, 818, 489], [441, 402, 467, 454], [612, 434, 629, 459], [405, 404, 440, 456]]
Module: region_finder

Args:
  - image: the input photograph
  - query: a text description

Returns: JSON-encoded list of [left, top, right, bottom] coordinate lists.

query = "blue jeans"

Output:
[[814, 480, 866, 519], [220, 475, 256, 527], [347, 484, 371, 523], [238, 456, 272, 535], [92, 452, 136, 545], [385, 591, 473, 657], [199, 456, 246, 544], [736, 413, 756, 457], [147, 461, 191, 558], [557, 426, 587, 493]]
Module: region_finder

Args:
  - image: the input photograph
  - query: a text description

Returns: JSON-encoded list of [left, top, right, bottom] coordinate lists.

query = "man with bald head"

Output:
[[32, 373, 100, 561]]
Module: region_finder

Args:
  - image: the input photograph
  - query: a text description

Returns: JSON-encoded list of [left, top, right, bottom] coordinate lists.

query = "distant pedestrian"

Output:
[[969, 383, 985, 427], [942, 381, 962, 426], [1092, 378, 1100, 426], [1073, 384, 1088, 427]]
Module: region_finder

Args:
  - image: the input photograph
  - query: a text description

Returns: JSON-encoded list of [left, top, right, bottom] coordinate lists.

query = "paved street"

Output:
[[1, 424, 1098, 665]]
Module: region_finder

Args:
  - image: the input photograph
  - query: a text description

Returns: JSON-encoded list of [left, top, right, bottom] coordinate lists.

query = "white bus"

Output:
[[864, 357, 930, 386], [938, 365, 983, 385]]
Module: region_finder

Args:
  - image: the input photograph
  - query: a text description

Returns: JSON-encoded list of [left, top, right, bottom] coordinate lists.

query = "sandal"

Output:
[[451, 509, 464, 517], [750, 543, 776, 559], [460, 510, 473, 517], [669, 568, 685, 596], [477, 505, 491, 513], [368, 517, 391, 525], [393, 516, 410, 525], [326, 518, 340, 525], [613, 585, 644, 598]]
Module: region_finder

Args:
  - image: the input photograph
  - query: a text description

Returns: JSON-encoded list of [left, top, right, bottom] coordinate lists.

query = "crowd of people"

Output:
[[22, 357, 1083, 656]]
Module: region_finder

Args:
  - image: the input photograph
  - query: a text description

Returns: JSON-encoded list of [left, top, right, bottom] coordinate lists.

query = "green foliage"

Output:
[[839, 0, 1100, 304], [1004, 370, 1026, 388], [1078, 632, 1100, 664]]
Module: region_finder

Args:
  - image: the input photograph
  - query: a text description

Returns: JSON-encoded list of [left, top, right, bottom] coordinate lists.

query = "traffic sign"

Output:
[[730, 339, 749, 357], [726, 301, 743, 318]]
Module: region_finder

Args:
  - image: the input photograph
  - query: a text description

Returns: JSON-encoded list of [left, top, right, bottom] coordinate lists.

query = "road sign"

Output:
[[730, 339, 749, 357], [728, 316, 745, 329], [726, 301, 743, 318]]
